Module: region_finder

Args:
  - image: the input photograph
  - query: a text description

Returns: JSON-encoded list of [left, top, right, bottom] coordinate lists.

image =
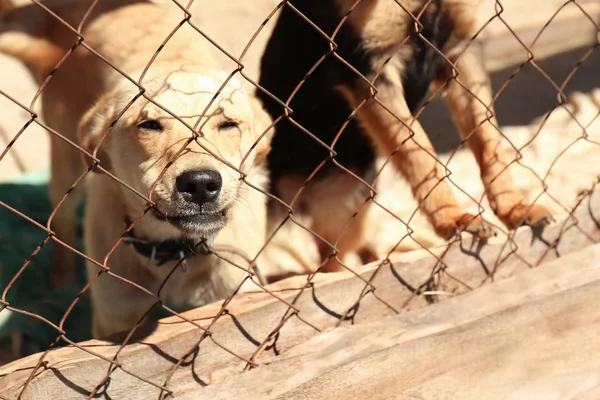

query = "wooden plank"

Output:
[[478, 0, 600, 72], [0, 187, 599, 399], [180, 242, 600, 399]]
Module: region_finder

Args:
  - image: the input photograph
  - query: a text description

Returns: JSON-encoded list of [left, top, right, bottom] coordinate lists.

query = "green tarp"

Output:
[[0, 169, 91, 350]]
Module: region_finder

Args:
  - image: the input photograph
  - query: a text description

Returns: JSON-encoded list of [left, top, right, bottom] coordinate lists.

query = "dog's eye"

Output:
[[137, 120, 163, 131], [218, 120, 239, 131]]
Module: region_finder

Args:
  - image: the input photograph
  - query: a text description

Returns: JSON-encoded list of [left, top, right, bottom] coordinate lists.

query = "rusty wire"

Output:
[[0, 0, 599, 398]]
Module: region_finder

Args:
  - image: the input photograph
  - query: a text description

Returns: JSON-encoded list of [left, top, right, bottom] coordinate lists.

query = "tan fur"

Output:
[[0, 0, 149, 287], [336, 0, 479, 48], [0, 0, 273, 338], [334, 0, 551, 241], [260, 0, 552, 274], [266, 172, 375, 274]]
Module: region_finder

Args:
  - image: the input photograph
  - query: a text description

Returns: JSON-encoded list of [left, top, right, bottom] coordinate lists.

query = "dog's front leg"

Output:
[[340, 80, 494, 240], [437, 43, 553, 229], [88, 272, 156, 339], [48, 137, 85, 288]]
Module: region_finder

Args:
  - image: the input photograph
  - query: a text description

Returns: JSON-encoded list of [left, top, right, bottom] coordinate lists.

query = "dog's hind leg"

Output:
[[269, 173, 374, 274], [437, 44, 553, 230], [316, 199, 372, 273]]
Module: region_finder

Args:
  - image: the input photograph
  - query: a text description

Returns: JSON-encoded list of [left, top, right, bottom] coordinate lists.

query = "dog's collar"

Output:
[[122, 218, 210, 267]]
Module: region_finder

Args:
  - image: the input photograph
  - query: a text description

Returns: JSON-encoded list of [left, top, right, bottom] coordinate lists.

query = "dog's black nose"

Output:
[[176, 169, 222, 206]]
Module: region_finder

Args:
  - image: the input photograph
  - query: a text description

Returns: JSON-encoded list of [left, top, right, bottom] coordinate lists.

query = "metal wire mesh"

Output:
[[0, 0, 599, 398]]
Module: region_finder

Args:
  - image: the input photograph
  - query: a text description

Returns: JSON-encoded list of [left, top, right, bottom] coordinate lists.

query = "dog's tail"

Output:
[[0, 1, 68, 83]]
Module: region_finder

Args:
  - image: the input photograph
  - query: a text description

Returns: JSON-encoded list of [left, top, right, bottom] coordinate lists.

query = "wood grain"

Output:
[[182, 242, 600, 399], [0, 187, 599, 399]]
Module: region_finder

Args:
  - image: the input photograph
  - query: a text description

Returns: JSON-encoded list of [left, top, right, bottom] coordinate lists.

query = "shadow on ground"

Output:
[[421, 44, 600, 153]]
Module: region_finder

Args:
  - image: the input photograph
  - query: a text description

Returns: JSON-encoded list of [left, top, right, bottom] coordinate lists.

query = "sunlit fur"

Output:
[[0, 0, 274, 338], [258, 0, 552, 273]]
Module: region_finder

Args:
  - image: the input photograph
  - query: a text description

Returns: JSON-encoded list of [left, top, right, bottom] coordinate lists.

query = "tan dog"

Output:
[[258, 0, 554, 272], [0, 0, 273, 338]]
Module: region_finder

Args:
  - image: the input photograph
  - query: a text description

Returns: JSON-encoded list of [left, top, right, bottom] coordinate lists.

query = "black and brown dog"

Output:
[[257, 0, 552, 271]]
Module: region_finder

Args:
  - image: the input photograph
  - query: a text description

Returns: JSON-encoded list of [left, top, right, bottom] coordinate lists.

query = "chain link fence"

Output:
[[0, 0, 599, 398]]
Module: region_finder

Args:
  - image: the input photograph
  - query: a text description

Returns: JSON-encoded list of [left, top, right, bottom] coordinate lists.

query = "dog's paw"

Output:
[[500, 203, 554, 230], [438, 213, 496, 241]]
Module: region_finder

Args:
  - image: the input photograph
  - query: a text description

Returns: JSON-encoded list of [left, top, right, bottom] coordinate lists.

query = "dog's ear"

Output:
[[249, 97, 274, 166], [78, 93, 117, 173]]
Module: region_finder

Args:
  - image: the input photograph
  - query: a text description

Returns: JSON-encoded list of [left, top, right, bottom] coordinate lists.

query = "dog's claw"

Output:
[[501, 203, 554, 230], [526, 214, 555, 228], [442, 213, 496, 241]]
